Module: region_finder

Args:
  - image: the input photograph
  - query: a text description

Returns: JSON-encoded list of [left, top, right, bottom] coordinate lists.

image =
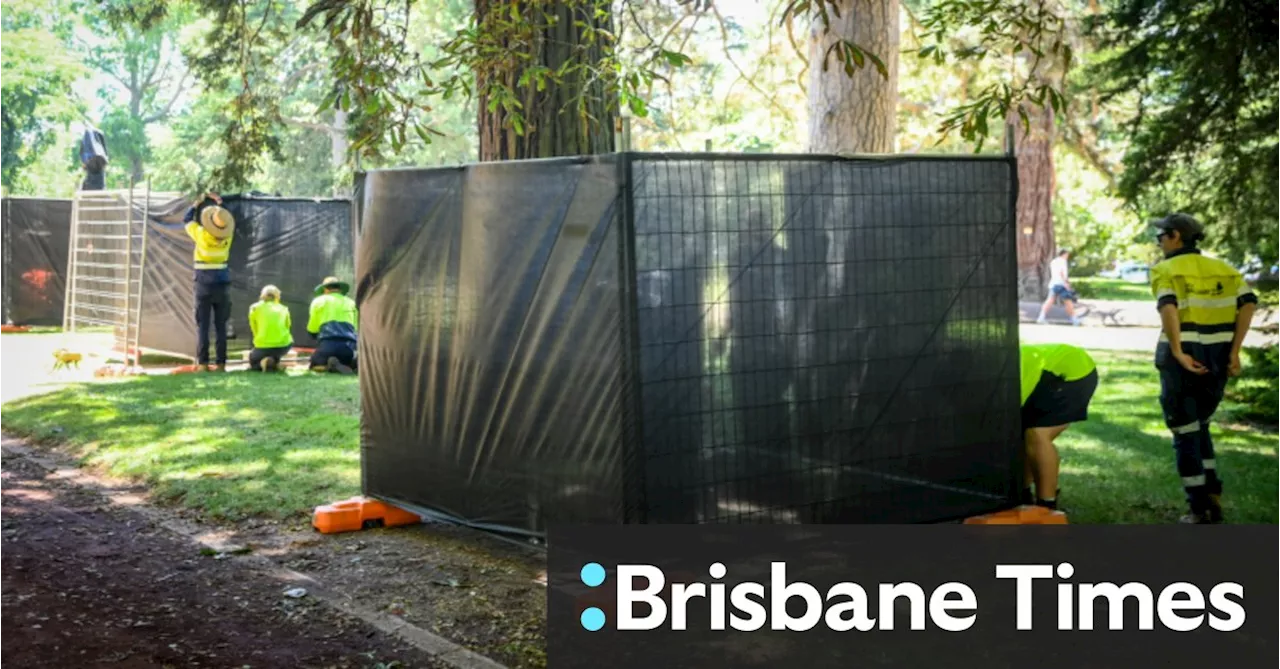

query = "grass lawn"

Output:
[[1053, 349, 1277, 523], [1072, 277, 1153, 301], [1, 370, 360, 520], [1, 350, 1275, 524]]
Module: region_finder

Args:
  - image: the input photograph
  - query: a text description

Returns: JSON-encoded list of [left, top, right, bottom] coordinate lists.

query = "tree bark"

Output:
[[806, 0, 900, 153], [1011, 101, 1057, 302], [475, 0, 616, 161]]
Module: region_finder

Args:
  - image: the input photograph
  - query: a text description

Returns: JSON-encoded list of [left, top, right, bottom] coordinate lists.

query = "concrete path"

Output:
[[1020, 323, 1273, 351], [1021, 298, 1278, 330]]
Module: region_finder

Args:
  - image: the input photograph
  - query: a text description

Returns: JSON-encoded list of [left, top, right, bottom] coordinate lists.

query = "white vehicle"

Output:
[[1098, 260, 1149, 283]]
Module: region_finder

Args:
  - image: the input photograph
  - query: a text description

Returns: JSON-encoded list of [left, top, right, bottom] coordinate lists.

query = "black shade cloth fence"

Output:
[[357, 152, 1021, 535], [2, 198, 73, 326], [2, 195, 354, 355], [136, 196, 356, 357]]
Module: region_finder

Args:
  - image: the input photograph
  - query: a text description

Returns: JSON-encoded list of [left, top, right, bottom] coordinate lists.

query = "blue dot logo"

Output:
[[581, 607, 606, 631], [580, 562, 606, 587]]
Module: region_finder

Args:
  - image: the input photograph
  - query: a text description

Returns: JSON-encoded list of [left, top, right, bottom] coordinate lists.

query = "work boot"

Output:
[[1179, 511, 1214, 524], [1207, 494, 1225, 524], [326, 356, 355, 375], [262, 356, 278, 372], [212, 364, 227, 373]]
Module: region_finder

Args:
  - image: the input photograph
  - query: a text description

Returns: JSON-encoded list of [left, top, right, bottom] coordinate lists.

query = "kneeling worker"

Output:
[[308, 276, 358, 374], [248, 285, 292, 372], [1020, 343, 1099, 510]]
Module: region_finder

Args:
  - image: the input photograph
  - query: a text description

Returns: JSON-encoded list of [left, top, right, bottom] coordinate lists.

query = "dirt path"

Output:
[[1, 447, 450, 669]]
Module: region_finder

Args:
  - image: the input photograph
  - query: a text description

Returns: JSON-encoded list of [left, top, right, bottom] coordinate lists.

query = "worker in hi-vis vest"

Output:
[[247, 285, 292, 372], [1150, 213, 1257, 524], [307, 276, 358, 374], [1020, 343, 1099, 511], [183, 191, 235, 371]]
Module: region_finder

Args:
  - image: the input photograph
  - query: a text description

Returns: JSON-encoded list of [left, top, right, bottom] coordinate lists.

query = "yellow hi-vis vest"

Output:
[[185, 222, 233, 269], [1150, 249, 1254, 351]]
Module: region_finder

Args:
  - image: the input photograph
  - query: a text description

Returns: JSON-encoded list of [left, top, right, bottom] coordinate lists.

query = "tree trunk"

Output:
[[1011, 102, 1057, 302], [806, 0, 900, 153], [475, 0, 616, 161]]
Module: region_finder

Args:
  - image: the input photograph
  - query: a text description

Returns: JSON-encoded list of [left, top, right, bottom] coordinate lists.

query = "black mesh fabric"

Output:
[[357, 153, 1021, 534], [2, 198, 73, 326], [135, 196, 355, 357]]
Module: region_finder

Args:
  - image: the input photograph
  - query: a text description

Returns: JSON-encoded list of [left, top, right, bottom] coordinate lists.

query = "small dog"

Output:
[[52, 349, 83, 371]]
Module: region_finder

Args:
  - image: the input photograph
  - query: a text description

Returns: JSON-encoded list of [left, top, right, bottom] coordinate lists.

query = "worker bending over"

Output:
[[183, 191, 234, 371], [248, 285, 292, 372], [1020, 342, 1098, 510], [308, 276, 358, 374], [1150, 214, 1257, 524]]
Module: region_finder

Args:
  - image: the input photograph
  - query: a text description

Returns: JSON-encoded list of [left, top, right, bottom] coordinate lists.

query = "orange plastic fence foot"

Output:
[[169, 364, 207, 375], [1, 325, 31, 333], [963, 505, 1068, 525], [312, 496, 421, 535]]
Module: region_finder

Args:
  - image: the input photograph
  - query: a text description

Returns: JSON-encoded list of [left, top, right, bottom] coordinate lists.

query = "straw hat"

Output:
[[200, 205, 235, 239], [314, 276, 350, 296], [260, 285, 281, 301]]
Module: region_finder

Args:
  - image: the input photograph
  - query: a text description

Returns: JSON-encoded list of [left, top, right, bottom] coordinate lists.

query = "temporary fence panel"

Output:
[[135, 196, 356, 358], [2, 198, 73, 326], [358, 153, 1020, 535], [64, 185, 178, 362], [357, 159, 629, 533]]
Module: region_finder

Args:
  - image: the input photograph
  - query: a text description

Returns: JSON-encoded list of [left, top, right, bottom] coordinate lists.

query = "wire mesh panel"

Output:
[[65, 186, 180, 362], [626, 154, 1020, 524]]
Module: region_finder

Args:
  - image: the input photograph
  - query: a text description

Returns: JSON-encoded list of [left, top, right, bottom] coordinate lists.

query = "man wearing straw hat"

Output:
[[307, 276, 358, 374], [183, 191, 235, 371]]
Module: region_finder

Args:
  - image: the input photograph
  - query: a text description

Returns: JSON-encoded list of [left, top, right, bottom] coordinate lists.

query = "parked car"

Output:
[[1099, 260, 1149, 283]]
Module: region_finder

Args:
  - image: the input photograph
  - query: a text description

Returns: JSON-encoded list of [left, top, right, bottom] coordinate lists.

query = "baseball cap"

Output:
[[1152, 213, 1204, 242]]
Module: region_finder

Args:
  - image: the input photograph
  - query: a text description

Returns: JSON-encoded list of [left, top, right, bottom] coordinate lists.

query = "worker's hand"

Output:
[[1228, 351, 1242, 377], [1174, 351, 1209, 375], [206, 191, 223, 205]]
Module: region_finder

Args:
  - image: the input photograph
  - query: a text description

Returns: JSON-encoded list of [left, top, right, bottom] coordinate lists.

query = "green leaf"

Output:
[[848, 44, 865, 68], [660, 49, 692, 67], [627, 95, 648, 118], [867, 52, 888, 79]]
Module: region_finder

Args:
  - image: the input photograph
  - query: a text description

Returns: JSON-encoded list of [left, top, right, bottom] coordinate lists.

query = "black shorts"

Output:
[[1022, 369, 1098, 430]]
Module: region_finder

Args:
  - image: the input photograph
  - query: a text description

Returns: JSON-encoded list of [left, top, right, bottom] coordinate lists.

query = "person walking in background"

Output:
[[248, 285, 292, 372], [1038, 249, 1082, 326], [183, 191, 235, 371], [1149, 213, 1257, 524], [1020, 343, 1099, 511], [307, 276, 358, 375], [78, 126, 109, 191]]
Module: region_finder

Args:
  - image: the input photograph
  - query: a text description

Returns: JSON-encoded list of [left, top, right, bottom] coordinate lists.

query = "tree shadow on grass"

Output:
[[2, 372, 363, 520]]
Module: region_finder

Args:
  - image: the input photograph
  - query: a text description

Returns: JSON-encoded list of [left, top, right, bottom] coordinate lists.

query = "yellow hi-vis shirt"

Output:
[[1150, 249, 1255, 351], [248, 299, 293, 349], [1020, 344, 1096, 406], [185, 222, 233, 269]]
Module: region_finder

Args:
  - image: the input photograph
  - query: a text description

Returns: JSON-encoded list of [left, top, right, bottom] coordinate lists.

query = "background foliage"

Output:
[[2, 0, 1274, 271]]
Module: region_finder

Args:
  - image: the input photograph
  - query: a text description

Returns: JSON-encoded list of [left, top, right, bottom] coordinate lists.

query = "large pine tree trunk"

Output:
[[806, 0, 900, 153], [1011, 102, 1057, 302], [475, 0, 616, 161]]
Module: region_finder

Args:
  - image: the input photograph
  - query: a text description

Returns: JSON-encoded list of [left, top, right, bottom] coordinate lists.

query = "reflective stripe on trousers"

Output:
[[1158, 364, 1226, 512]]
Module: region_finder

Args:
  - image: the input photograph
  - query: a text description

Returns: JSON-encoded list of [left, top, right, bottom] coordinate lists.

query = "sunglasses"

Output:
[[1155, 230, 1172, 241]]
